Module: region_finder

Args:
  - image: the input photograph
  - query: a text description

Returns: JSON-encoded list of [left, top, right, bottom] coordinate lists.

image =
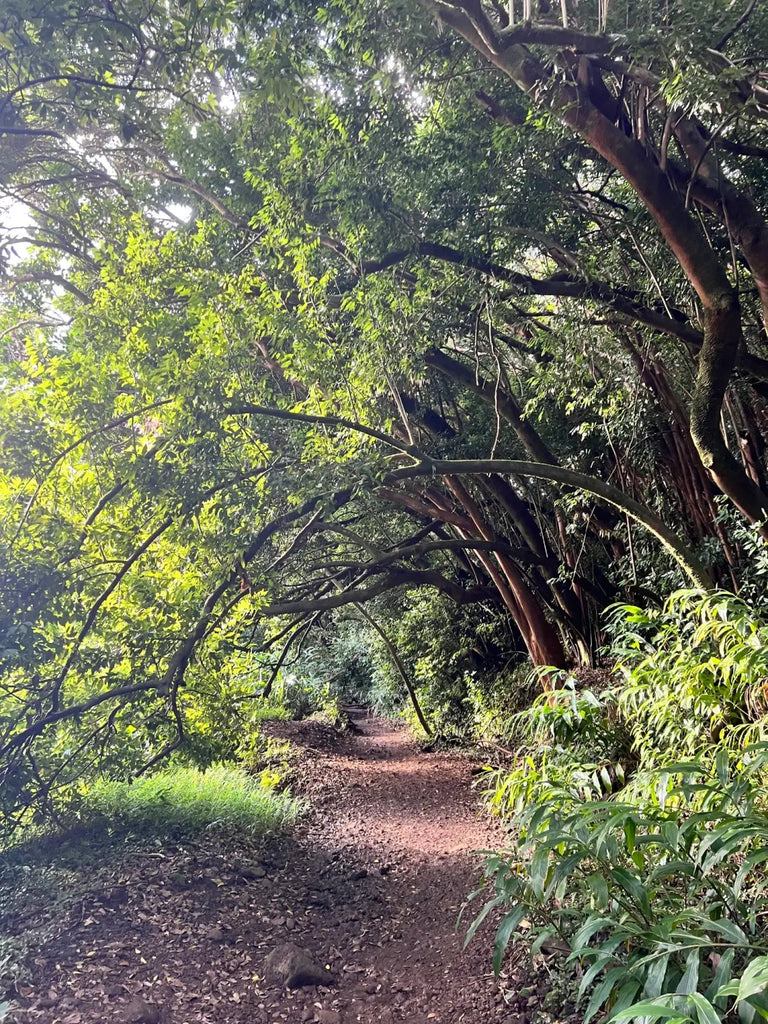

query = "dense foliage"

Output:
[[476, 592, 768, 1023], [4, 9, 768, 1017]]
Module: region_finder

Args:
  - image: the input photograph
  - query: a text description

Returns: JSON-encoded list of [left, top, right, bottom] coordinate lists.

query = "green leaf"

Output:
[[547, 852, 587, 900], [738, 958, 768, 1002], [611, 867, 652, 919], [735, 849, 768, 896], [715, 750, 730, 786], [579, 945, 624, 1003], [706, 949, 734, 1007], [745, 992, 768, 1022], [587, 873, 610, 910], [611, 1001, 688, 1022], [572, 914, 616, 958], [625, 819, 637, 854], [611, 980, 643, 1018], [493, 907, 525, 975], [529, 846, 550, 898], [677, 949, 700, 996], [530, 929, 556, 956], [585, 967, 632, 1023], [739, 1000, 756, 1024], [463, 895, 503, 949], [704, 918, 749, 946], [687, 993, 722, 1024], [644, 953, 672, 1000]]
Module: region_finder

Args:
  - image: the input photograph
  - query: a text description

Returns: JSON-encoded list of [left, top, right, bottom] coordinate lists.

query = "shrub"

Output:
[[609, 590, 768, 760], [483, 672, 631, 818], [474, 745, 768, 1024], [477, 592, 768, 1024]]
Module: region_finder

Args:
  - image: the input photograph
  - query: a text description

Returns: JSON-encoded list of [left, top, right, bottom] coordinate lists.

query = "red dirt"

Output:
[[3, 711, 554, 1024]]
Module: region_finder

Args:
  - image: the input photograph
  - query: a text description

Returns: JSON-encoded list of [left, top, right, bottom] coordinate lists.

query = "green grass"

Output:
[[82, 765, 300, 836], [247, 700, 291, 722]]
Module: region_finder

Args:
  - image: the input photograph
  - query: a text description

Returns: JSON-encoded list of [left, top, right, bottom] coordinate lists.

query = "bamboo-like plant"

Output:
[[473, 747, 768, 1024]]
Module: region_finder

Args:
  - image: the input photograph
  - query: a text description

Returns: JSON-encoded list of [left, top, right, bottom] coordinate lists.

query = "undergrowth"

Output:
[[477, 590, 768, 1024], [80, 766, 300, 836]]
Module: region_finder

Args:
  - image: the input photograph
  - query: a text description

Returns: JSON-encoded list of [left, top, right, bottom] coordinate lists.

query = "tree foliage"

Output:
[[2, 0, 768, 824]]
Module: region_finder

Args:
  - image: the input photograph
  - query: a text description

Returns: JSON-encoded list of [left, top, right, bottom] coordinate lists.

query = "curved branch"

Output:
[[356, 239, 706, 350], [51, 467, 271, 705], [10, 399, 173, 545], [435, 4, 768, 525], [227, 402, 425, 460], [390, 460, 712, 588], [155, 485, 359, 694], [260, 617, 318, 700], [226, 403, 709, 584], [0, 681, 154, 761], [260, 569, 494, 615], [495, 21, 624, 52], [714, 0, 759, 50], [347, 600, 432, 737], [5, 272, 90, 303], [49, 516, 174, 709]]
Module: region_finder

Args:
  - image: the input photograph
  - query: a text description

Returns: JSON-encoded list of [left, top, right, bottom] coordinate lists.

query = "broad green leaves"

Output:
[[474, 748, 768, 1023]]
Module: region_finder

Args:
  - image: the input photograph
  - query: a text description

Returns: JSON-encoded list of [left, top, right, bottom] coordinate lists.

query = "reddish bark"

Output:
[[434, 1, 768, 531]]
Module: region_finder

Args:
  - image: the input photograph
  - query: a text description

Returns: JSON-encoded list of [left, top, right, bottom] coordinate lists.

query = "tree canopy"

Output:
[[2, 0, 768, 826]]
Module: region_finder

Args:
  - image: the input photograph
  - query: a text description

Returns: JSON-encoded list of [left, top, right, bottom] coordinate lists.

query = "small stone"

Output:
[[264, 942, 335, 989], [124, 997, 161, 1024], [102, 884, 130, 906], [238, 862, 267, 880], [316, 1011, 342, 1024]]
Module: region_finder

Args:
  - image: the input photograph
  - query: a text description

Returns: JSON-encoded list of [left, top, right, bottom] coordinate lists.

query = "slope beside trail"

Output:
[[6, 711, 559, 1024]]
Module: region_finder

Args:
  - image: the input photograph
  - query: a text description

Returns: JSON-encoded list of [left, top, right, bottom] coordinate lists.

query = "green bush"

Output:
[[363, 591, 529, 740], [80, 766, 300, 836], [478, 592, 768, 1023], [483, 673, 631, 818], [484, 591, 768, 821], [473, 746, 768, 1024], [609, 590, 768, 759]]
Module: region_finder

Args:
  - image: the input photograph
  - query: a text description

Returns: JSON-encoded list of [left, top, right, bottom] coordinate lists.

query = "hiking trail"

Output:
[[7, 711, 556, 1024]]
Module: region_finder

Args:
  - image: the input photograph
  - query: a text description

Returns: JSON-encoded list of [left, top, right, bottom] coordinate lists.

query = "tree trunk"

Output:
[[445, 476, 567, 667], [433, 2, 768, 531]]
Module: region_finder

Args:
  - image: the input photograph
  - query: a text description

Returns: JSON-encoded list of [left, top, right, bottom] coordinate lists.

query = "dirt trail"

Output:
[[7, 712, 534, 1024]]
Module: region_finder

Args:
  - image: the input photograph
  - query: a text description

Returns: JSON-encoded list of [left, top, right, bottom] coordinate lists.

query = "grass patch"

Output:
[[247, 700, 291, 723], [82, 765, 300, 836]]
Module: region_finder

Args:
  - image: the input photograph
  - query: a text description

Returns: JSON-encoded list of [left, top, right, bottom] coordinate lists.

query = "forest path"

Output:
[[9, 712, 542, 1024], [257, 706, 510, 1024]]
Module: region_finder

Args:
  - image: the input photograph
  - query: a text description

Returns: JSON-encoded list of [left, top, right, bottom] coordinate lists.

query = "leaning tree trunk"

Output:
[[432, 2, 768, 534], [445, 476, 568, 668]]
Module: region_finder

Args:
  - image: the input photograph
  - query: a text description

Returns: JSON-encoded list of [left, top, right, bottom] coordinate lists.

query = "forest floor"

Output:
[[1, 710, 573, 1024]]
